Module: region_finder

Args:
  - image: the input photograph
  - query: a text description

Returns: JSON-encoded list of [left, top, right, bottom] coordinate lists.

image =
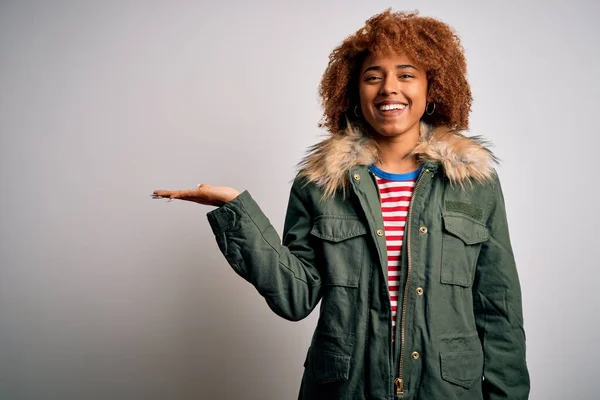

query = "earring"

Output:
[[425, 102, 436, 116], [354, 105, 360, 118]]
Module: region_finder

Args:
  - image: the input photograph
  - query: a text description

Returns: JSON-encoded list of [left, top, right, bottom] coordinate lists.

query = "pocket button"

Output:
[[419, 226, 428, 234], [411, 351, 420, 360], [416, 287, 424, 296]]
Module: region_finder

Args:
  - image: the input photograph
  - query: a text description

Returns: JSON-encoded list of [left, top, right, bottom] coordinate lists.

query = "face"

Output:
[[358, 51, 429, 139]]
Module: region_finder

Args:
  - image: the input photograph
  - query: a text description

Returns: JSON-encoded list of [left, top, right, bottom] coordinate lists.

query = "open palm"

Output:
[[152, 184, 239, 207]]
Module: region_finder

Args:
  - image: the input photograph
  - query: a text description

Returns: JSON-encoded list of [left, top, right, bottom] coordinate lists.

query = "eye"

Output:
[[398, 74, 414, 79], [364, 76, 382, 82]]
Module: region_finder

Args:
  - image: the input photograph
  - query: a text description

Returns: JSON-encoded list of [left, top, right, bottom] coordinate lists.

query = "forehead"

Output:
[[360, 50, 420, 71]]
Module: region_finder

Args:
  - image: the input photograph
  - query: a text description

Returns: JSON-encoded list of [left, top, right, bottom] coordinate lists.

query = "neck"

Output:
[[371, 124, 420, 174]]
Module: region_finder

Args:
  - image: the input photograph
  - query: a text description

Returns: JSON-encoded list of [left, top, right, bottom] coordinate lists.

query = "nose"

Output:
[[380, 73, 399, 96]]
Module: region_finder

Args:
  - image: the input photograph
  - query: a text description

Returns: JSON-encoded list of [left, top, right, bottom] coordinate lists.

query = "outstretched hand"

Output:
[[152, 184, 240, 207]]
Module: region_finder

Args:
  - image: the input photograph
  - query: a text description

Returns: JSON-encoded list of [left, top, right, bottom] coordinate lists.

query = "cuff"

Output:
[[206, 190, 252, 234]]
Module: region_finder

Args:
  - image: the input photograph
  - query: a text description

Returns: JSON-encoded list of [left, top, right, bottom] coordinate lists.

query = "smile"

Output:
[[378, 103, 406, 111], [376, 102, 407, 118]]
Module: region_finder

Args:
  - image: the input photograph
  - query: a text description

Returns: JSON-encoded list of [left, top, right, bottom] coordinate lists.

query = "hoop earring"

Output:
[[425, 102, 436, 116], [354, 105, 360, 118]]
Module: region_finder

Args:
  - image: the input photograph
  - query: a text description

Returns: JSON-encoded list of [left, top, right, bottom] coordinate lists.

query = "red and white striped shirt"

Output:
[[370, 164, 422, 340]]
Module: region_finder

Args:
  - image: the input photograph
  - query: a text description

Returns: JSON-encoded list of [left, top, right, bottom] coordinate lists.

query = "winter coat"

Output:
[[206, 123, 530, 400]]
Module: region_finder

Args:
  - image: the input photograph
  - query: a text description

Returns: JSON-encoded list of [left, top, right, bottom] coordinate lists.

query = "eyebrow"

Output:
[[362, 64, 418, 75]]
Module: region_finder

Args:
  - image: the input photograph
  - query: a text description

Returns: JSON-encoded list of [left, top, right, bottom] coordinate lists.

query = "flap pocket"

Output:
[[310, 216, 367, 242], [440, 350, 483, 389], [441, 214, 489, 287], [310, 215, 367, 287], [308, 348, 351, 384], [443, 214, 488, 245]]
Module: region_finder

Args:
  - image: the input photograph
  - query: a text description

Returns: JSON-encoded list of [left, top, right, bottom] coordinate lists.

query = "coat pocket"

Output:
[[305, 347, 351, 384], [440, 350, 483, 389], [441, 214, 489, 287], [310, 215, 367, 287]]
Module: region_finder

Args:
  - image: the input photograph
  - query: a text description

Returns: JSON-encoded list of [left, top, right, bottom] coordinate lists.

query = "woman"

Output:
[[153, 10, 530, 400]]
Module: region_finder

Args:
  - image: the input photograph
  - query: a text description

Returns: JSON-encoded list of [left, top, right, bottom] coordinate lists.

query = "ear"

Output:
[[342, 98, 350, 110], [425, 76, 433, 100]]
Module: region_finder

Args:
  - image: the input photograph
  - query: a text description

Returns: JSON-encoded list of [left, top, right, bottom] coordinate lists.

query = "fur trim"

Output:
[[297, 124, 380, 198], [411, 123, 498, 186], [297, 122, 497, 197]]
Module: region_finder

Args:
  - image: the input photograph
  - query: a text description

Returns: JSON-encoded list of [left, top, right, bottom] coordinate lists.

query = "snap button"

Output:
[[376, 229, 384, 237], [411, 351, 420, 360], [353, 173, 361, 181], [416, 287, 424, 296], [419, 226, 428, 234]]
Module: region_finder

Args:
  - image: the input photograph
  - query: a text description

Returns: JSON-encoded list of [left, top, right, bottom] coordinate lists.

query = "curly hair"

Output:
[[319, 9, 472, 134]]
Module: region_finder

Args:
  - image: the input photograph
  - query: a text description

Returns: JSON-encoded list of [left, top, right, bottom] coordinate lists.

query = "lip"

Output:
[[375, 100, 408, 107], [374, 100, 408, 118]]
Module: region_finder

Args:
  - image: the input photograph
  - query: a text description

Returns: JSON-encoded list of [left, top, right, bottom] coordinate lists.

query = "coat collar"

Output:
[[297, 122, 497, 198]]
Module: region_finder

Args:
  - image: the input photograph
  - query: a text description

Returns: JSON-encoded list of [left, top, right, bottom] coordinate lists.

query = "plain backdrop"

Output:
[[1, 1, 598, 399]]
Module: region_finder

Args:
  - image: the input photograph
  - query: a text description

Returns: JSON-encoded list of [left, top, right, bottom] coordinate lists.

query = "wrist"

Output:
[[221, 190, 240, 204]]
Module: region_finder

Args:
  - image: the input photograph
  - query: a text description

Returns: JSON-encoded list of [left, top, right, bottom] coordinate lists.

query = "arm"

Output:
[[206, 179, 323, 321], [473, 177, 530, 399]]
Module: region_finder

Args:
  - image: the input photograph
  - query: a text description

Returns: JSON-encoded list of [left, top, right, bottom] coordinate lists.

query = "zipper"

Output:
[[394, 167, 430, 398]]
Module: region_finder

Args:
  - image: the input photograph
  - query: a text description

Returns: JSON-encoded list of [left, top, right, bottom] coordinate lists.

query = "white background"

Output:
[[1, 1, 598, 399]]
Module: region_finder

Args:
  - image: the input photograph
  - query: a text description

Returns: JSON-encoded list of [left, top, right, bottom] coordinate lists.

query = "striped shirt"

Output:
[[369, 164, 422, 340]]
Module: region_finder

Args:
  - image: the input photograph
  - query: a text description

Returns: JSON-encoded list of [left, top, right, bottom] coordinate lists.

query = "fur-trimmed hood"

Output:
[[297, 122, 497, 198]]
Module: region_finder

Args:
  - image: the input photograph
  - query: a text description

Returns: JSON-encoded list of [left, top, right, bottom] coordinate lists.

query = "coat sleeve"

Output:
[[473, 177, 530, 399], [206, 179, 323, 321]]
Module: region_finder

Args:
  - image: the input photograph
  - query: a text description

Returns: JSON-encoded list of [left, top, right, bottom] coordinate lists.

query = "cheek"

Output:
[[408, 86, 428, 109], [358, 86, 370, 107]]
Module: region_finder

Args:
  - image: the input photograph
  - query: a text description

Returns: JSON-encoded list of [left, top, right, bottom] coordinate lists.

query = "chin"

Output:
[[373, 125, 411, 137]]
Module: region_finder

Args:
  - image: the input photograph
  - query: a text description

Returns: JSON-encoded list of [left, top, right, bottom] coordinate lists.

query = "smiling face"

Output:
[[358, 51, 429, 140]]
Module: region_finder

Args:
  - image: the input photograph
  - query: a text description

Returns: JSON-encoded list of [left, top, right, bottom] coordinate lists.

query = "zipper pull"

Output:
[[394, 377, 404, 398]]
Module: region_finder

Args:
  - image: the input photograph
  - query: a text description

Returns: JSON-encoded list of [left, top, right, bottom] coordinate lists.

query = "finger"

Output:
[[153, 190, 175, 197], [175, 189, 201, 198]]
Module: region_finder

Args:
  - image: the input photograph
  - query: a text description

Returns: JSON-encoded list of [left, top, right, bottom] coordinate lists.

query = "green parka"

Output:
[[206, 123, 529, 399]]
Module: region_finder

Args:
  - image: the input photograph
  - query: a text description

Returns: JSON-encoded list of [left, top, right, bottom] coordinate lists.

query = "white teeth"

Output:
[[379, 103, 406, 111]]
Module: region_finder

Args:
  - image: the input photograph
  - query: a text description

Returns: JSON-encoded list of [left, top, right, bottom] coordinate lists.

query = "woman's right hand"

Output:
[[152, 184, 240, 207]]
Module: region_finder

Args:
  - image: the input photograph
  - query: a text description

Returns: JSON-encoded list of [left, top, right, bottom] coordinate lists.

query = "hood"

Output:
[[297, 122, 497, 198]]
